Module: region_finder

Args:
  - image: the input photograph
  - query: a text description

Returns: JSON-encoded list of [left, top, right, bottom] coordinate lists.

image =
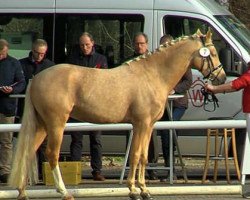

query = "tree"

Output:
[[216, 0, 230, 10], [230, 0, 250, 29], [216, 0, 250, 29]]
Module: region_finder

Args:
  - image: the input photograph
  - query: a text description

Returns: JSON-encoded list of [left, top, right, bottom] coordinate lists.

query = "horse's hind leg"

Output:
[[17, 188, 29, 200], [46, 125, 74, 200]]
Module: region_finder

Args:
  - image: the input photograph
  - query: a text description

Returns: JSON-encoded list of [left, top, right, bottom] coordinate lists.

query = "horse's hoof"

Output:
[[140, 192, 154, 200], [62, 194, 74, 200], [129, 193, 142, 200], [17, 196, 29, 200]]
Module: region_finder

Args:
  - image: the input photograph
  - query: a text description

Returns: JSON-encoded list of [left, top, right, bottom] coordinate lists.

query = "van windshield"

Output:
[[216, 15, 250, 52]]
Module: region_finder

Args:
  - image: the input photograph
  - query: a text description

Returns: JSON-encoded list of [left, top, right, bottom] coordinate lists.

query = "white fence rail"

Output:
[[0, 120, 246, 132]]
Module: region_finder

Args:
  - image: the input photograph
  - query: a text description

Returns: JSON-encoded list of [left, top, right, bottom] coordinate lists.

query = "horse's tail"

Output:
[[9, 83, 38, 189]]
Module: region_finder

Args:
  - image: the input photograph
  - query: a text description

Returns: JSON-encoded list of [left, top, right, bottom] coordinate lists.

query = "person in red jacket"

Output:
[[205, 62, 250, 197]]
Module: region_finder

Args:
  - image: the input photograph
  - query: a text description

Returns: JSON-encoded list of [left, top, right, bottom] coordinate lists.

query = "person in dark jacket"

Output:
[[0, 39, 25, 183], [19, 39, 55, 87], [18, 39, 55, 180], [67, 32, 108, 181]]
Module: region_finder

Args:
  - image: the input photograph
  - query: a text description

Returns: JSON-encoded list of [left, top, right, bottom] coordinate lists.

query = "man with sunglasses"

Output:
[[19, 39, 54, 86], [17, 39, 55, 180]]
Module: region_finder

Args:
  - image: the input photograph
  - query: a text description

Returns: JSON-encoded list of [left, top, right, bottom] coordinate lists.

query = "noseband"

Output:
[[200, 53, 223, 81]]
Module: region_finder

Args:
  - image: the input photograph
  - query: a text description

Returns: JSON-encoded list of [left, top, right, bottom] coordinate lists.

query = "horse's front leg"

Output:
[[138, 155, 154, 200], [127, 133, 142, 200], [137, 128, 154, 200]]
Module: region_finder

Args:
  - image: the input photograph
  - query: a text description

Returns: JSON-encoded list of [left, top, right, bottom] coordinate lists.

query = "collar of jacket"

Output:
[[28, 51, 45, 64], [79, 48, 96, 58]]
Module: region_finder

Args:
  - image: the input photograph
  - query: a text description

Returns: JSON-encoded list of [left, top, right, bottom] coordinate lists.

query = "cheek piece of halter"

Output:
[[199, 36, 221, 112], [199, 36, 223, 82]]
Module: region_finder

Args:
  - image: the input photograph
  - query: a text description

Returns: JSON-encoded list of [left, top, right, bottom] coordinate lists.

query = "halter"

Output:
[[199, 36, 221, 112], [198, 37, 223, 82]]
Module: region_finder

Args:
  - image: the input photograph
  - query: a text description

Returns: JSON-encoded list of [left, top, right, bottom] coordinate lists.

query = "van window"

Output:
[[54, 14, 144, 67], [0, 13, 144, 67], [163, 16, 243, 75], [0, 14, 54, 60], [216, 15, 250, 52]]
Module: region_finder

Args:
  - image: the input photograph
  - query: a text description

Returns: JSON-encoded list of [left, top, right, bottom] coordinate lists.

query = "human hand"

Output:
[[204, 83, 215, 93], [0, 86, 13, 93], [169, 89, 175, 95]]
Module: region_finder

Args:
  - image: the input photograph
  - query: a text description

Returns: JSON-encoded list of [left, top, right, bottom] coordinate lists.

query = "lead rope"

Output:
[[200, 86, 219, 112]]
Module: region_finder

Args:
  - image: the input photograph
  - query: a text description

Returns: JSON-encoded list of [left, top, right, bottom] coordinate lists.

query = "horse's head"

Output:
[[192, 29, 226, 85]]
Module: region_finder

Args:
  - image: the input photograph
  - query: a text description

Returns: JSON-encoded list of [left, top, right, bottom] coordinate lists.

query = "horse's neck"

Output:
[[145, 40, 199, 93]]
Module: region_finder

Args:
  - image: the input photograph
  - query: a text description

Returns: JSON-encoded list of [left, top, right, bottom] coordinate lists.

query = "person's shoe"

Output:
[[0, 174, 9, 183], [160, 171, 177, 182], [243, 192, 250, 198], [148, 170, 158, 180], [92, 171, 105, 181], [160, 176, 170, 182]]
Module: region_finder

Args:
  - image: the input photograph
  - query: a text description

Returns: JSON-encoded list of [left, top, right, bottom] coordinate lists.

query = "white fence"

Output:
[[0, 120, 246, 132]]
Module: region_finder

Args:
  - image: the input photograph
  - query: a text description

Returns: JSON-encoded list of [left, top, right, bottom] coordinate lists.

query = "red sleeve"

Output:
[[232, 71, 250, 90]]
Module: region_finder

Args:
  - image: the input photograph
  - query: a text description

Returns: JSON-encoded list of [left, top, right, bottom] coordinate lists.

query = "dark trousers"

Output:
[[159, 107, 186, 166], [70, 131, 103, 173], [37, 138, 47, 178], [147, 130, 159, 164]]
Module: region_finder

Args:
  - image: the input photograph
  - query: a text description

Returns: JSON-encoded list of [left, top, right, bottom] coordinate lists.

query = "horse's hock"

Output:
[[202, 117, 241, 184]]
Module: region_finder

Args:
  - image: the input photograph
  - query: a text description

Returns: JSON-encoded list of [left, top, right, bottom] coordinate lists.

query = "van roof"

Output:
[[154, 0, 232, 16], [0, 0, 232, 16], [0, 0, 55, 10]]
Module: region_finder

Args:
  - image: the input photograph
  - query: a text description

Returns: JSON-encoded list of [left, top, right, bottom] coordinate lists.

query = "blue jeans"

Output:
[[159, 106, 186, 166]]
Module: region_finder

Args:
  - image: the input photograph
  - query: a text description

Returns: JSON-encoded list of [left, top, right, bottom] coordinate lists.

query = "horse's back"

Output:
[[29, 64, 138, 123]]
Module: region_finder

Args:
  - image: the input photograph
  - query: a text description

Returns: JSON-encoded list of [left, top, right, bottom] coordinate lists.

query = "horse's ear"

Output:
[[205, 28, 213, 45], [195, 29, 203, 37]]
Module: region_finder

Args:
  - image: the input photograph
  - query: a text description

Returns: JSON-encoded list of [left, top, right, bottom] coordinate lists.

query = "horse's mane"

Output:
[[124, 34, 200, 66]]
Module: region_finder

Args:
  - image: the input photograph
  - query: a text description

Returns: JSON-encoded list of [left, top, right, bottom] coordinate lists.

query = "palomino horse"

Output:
[[9, 29, 226, 200]]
